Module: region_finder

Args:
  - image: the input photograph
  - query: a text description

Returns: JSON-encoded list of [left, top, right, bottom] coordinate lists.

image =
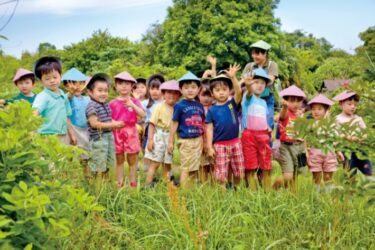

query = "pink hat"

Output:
[[333, 90, 359, 102], [160, 80, 180, 92], [308, 94, 333, 106], [114, 72, 136, 83], [279, 85, 306, 98], [13, 68, 34, 83]]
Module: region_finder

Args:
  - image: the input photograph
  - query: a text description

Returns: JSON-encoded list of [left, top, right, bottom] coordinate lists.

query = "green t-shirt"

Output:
[[5, 92, 36, 105]]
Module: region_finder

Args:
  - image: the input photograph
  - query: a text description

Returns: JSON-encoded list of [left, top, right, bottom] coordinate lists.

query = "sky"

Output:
[[0, 0, 374, 58]]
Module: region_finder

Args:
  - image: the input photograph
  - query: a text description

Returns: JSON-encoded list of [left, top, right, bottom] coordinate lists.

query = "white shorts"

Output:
[[144, 127, 172, 164]]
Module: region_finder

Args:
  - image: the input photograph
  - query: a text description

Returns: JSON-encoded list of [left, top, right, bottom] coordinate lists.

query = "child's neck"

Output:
[[215, 98, 228, 106], [21, 92, 34, 97], [341, 111, 354, 118], [118, 94, 131, 99]]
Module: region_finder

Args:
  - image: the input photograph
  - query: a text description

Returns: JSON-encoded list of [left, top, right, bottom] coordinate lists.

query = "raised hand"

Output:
[[224, 63, 241, 79], [207, 55, 217, 66]]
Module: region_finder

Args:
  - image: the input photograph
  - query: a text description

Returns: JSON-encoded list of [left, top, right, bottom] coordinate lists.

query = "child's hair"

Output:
[[16, 75, 35, 85], [209, 79, 231, 92], [283, 95, 304, 102], [34, 57, 62, 79], [146, 74, 164, 109], [200, 84, 212, 97], [311, 103, 330, 111], [86, 74, 111, 91], [179, 80, 201, 89], [341, 95, 360, 103], [134, 79, 149, 99]]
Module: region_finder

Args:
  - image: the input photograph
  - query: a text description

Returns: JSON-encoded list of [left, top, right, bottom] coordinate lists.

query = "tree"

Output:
[[355, 26, 375, 81]]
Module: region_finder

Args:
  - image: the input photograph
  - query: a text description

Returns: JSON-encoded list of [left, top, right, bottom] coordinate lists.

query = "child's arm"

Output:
[[168, 120, 178, 154], [224, 63, 242, 104], [279, 99, 288, 120], [88, 115, 124, 129], [207, 55, 217, 77], [147, 123, 155, 152], [206, 123, 215, 158], [125, 98, 146, 118], [67, 118, 77, 145]]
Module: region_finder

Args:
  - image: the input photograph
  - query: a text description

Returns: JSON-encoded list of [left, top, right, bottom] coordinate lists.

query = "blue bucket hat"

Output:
[[178, 71, 201, 85], [253, 68, 271, 83], [62, 68, 87, 82]]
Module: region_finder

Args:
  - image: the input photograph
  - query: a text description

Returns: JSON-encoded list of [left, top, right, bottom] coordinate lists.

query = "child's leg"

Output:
[[163, 163, 172, 182], [312, 172, 322, 192], [116, 154, 125, 188], [230, 141, 245, 187], [127, 153, 138, 187], [262, 170, 272, 192], [180, 170, 190, 188], [245, 170, 257, 191], [145, 160, 160, 185]]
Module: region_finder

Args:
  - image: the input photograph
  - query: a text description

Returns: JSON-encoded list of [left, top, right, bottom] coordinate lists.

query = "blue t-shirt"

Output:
[[70, 95, 90, 128], [172, 99, 205, 139], [205, 98, 241, 143], [241, 94, 269, 131]]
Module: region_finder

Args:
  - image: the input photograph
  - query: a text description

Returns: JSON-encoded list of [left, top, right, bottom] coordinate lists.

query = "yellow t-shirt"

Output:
[[150, 102, 173, 129]]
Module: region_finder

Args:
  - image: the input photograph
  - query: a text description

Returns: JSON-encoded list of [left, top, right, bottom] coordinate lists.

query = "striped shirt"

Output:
[[86, 99, 112, 141]]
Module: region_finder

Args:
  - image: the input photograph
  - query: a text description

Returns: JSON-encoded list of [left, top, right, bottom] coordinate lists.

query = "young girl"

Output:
[[306, 94, 337, 192], [334, 91, 372, 178], [133, 78, 148, 101], [168, 71, 205, 188], [141, 74, 164, 171], [144, 80, 181, 186], [109, 72, 146, 188], [198, 84, 214, 182]]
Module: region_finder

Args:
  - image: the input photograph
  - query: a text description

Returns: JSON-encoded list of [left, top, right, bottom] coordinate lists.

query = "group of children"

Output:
[[1, 39, 372, 192]]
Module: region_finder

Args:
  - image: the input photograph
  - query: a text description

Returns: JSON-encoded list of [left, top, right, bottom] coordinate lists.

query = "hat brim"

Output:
[[209, 76, 233, 89]]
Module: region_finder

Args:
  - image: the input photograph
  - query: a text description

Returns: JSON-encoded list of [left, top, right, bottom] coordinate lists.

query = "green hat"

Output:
[[250, 40, 271, 51]]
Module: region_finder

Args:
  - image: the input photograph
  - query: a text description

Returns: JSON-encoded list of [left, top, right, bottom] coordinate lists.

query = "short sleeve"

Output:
[[86, 103, 97, 118], [65, 97, 72, 117], [205, 107, 214, 124], [356, 116, 366, 129], [172, 103, 182, 122], [32, 93, 47, 113], [268, 61, 279, 78]]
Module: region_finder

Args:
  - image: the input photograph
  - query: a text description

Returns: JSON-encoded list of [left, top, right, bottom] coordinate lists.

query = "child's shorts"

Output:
[[213, 138, 244, 182], [144, 127, 172, 164], [178, 136, 203, 172], [72, 125, 90, 160], [201, 153, 213, 167], [279, 141, 307, 174], [113, 126, 141, 154], [89, 132, 115, 173], [241, 129, 272, 171], [349, 152, 372, 176], [308, 148, 337, 173]]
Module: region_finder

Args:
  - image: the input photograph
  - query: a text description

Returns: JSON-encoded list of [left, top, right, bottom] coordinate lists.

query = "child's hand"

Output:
[[112, 121, 125, 128], [70, 134, 77, 145], [207, 146, 215, 158], [202, 69, 216, 79], [167, 142, 174, 155], [207, 55, 217, 66], [337, 152, 345, 162], [147, 139, 154, 152], [281, 99, 288, 108], [124, 98, 135, 108], [224, 63, 241, 79]]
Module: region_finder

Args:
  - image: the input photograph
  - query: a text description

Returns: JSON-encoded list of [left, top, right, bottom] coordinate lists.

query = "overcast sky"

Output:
[[1, 0, 374, 58]]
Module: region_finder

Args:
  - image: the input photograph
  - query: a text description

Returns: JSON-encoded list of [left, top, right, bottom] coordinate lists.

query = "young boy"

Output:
[[168, 72, 205, 188], [277, 85, 307, 189], [241, 68, 273, 191], [85, 73, 125, 183], [32, 56, 76, 145], [334, 91, 372, 178], [205, 64, 244, 187], [0, 69, 36, 106]]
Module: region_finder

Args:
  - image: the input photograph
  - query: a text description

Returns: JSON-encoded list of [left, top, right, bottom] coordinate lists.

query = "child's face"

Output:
[[198, 90, 213, 107], [340, 99, 357, 116], [311, 103, 327, 120], [41, 70, 61, 93], [115, 80, 133, 97], [251, 49, 267, 65], [15, 77, 34, 96], [164, 90, 180, 106], [212, 83, 230, 104], [149, 85, 162, 101], [89, 81, 109, 103], [134, 83, 147, 99], [251, 78, 266, 96], [66, 81, 86, 96], [181, 81, 200, 100], [286, 96, 303, 113]]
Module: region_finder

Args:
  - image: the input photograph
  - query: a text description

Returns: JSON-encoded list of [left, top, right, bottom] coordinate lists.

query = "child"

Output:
[[306, 94, 337, 192], [144, 80, 181, 186], [32, 56, 76, 145], [241, 68, 273, 191], [141, 74, 164, 171], [109, 72, 146, 188], [85, 73, 125, 184], [62, 68, 91, 175], [334, 91, 372, 177], [277, 85, 307, 189], [0, 68, 36, 106], [168, 71, 205, 188], [133, 78, 148, 101], [206, 64, 245, 187], [198, 84, 214, 182]]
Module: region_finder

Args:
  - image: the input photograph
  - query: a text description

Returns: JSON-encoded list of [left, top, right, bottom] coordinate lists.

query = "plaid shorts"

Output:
[[213, 138, 244, 182], [241, 129, 272, 171]]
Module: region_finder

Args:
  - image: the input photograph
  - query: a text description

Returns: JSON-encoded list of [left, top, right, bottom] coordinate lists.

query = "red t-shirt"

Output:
[[278, 110, 299, 142]]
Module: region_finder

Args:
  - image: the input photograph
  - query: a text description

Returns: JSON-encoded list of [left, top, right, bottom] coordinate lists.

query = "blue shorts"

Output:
[[349, 153, 372, 176]]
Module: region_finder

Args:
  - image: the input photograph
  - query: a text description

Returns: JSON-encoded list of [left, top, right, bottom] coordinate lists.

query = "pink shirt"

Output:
[[335, 113, 366, 129], [109, 97, 142, 127]]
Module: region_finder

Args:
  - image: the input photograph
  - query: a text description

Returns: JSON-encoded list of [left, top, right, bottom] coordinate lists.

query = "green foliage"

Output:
[[0, 102, 103, 249]]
